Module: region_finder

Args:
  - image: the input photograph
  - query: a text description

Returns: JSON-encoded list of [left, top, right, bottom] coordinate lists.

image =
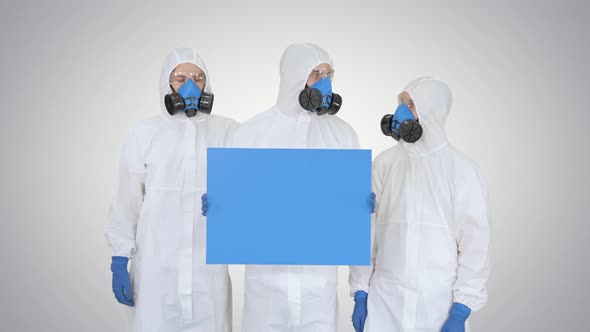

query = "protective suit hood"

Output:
[[401, 77, 453, 155], [276, 42, 334, 117], [159, 48, 213, 120]]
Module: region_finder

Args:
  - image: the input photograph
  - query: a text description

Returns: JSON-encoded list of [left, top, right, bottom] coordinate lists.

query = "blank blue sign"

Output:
[[206, 148, 371, 265]]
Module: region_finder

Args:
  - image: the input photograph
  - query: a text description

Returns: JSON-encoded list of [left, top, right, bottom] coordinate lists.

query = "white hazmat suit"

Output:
[[349, 77, 491, 332], [106, 48, 237, 332], [231, 43, 360, 332]]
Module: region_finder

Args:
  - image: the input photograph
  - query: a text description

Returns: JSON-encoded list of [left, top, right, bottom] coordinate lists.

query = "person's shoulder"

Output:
[[235, 108, 277, 134], [116, 115, 167, 152], [374, 144, 404, 166], [207, 114, 239, 128], [448, 145, 481, 172], [321, 115, 360, 147], [446, 145, 486, 185], [228, 108, 278, 147], [245, 108, 277, 125], [128, 115, 168, 138], [329, 115, 357, 134]]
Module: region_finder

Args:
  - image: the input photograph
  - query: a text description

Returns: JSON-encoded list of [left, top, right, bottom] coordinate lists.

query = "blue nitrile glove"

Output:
[[370, 192, 376, 214], [111, 256, 134, 306], [201, 193, 208, 216], [441, 303, 471, 332], [352, 290, 368, 332]]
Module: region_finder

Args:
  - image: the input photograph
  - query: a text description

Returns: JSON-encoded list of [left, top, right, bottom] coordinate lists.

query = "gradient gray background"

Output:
[[1, 1, 588, 331]]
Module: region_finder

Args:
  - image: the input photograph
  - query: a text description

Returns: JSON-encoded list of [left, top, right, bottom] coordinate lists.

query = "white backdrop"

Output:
[[0, 1, 588, 331]]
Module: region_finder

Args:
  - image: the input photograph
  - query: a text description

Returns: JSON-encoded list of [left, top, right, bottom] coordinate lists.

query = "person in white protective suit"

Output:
[[349, 77, 491, 332], [230, 42, 362, 332], [106, 48, 237, 332]]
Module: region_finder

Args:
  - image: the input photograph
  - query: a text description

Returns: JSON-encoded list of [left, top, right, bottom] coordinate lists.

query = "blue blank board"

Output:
[[206, 148, 372, 265]]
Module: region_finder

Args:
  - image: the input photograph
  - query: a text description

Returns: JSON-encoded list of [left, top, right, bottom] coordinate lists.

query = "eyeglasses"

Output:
[[169, 71, 206, 86], [309, 66, 334, 81], [398, 92, 415, 109]]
